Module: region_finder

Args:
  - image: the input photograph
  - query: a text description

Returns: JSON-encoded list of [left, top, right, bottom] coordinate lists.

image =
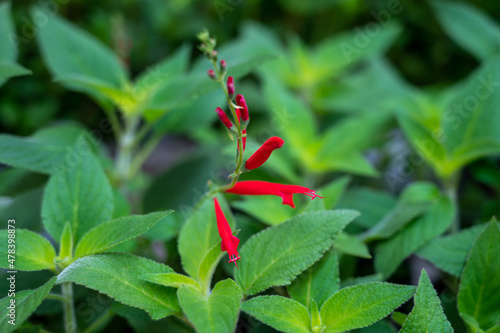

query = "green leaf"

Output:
[[431, 1, 500, 61], [417, 224, 485, 277], [178, 279, 242, 333], [341, 274, 384, 289], [140, 273, 198, 289], [197, 240, 225, 293], [321, 176, 351, 210], [75, 211, 173, 258], [334, 233, 371, 259], [241, 296, 311, 333], [0, 229, 56, 271], [400, 269, 453, 333], [34, 8, 128, 98], [231, 195, 295, 226], [375, 196, 454, 278], [0, 61, 31, 81], [0, 277, 56, 333], [59, 222, 73, 258], [320, 282, 416, 333], [0, 2, 16, 63], [235, 210, 358, 296], [0, 125, 95, 174], [178, 195, 234, 278], [57, 253, 180, 320], [42, 148, 113, 244], [458, 220, 500, 331], [287, 249, 339, 309]]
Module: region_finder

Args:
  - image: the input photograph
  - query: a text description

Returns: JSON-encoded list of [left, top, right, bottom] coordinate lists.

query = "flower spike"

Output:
[[245, 136, 284, 170], [226, 181, 323, 208], [214, 198, 241, 267]]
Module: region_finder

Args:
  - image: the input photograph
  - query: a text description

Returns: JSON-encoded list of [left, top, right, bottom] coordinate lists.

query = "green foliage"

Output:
[[57, 253, 180, 319], [432, 0, 500, 61], [0, 229, 55, 271], [235, 210, 358, 295], [75, 211, 173, 258], [320, 282, 416, 333], [42, 145, 113, 243], [0, 277, 56, 333], [287, 249, 340, 309], [458, 220, 500, 331], [400, 270, 453, 332], [241, 295, 311, 333], [417, 223, 485, 277], [178, 279, 242, 333]]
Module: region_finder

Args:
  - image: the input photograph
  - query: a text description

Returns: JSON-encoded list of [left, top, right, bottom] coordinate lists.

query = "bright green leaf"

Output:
[[140, 273, 198, 289], [178, 279, 242, 333], [0, 277, 56, 333], [241, 295, 311, 333], [320, 282, 416, 333], [0, 229, 56, 271], [334, 233, 371, 259], [458, 220, 500, 331], [75, 211, 173, 258], [59, 222, 73, 258], [231, 195, 295, 226], [287, 249, 340, 309], [197, 240, 225, 293], [400, 269, 452, 332], [235, 210, 358, 295], [57, 253, 179, 320]]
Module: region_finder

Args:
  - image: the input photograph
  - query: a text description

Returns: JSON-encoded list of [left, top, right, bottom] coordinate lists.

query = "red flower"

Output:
[[214, 198, 240, 266], [226, 181, 323, 208], [227, 76, 235, 97], [245, 136, 284, 170], [235, 94, 249, 122], [215, 107, 233, 130]]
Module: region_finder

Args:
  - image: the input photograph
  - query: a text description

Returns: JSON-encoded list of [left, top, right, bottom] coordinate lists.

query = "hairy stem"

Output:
[[444, 171, 460, 233], [62, 282, 77, 333]]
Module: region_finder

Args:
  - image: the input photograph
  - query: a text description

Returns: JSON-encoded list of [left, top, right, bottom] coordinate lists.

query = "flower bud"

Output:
[[215, 107, 233, 129], [227, 76, 235, 98], [207, 69, 216, 80], [220, 59, 226, 70], [235, 94, 249, 122], [245, 136, 284, 170]]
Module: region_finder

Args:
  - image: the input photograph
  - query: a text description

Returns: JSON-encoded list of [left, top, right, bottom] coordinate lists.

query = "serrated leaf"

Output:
[[458, 220, 500, 331], [231, 195, 295, 226], [0, 229, 56, 271], [178, 195, 234, 278], [57, 253, 179, 319], [34, 8, 128, 98], [42, 147, 113, 244], [140, 273, 198, 289], [400, 269, 452, 332], [0, 125, 95, 174], [0, 277, 56, 333], [241, 295, 311, 333], [59, 222, 73, 258], [417, 224, 485, 277], [288, 249, 339, 309], [320, 282, 416, 333], [75, 211, 173, 258], [197, 240, 225, 293], [178, 279, 242, 333], [235, 210, 358, 295], [375, 196, 454, 278], [431, 1, 500, 61], [340, 274, 384, 289]]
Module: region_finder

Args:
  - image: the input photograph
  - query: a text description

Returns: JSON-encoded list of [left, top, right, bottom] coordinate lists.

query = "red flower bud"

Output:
[[215, 107, 233, 129], [245, 136, 284, 170], [207, 69, 216, 79], [220, 59, 226, 70], [235, 94, 249, 122], [227, 76, 235, 97]]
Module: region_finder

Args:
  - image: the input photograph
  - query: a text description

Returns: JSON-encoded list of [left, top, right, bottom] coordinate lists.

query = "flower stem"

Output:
[[443, 171, 460, 233], [61, 282, 77, 333]]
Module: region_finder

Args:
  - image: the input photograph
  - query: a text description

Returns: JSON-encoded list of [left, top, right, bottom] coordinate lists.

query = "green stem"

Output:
[[62, 282, 77, 333], [82, 309, 114, 333], [102, 106, 122, 141], [444, 172, 460, 233], [46, 293, 70, 304], [129, 134, 162, 177], [116, 116, 140, 189]]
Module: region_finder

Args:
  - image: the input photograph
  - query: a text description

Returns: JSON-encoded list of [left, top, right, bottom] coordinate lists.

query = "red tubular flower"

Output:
[[215, 107, 233, 129], [235, 94, 249, 122], [226, 181, 323, 208], [227, 76, 235, 97], [245, 136, 284, 170], [214, 198, 240, 266]]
